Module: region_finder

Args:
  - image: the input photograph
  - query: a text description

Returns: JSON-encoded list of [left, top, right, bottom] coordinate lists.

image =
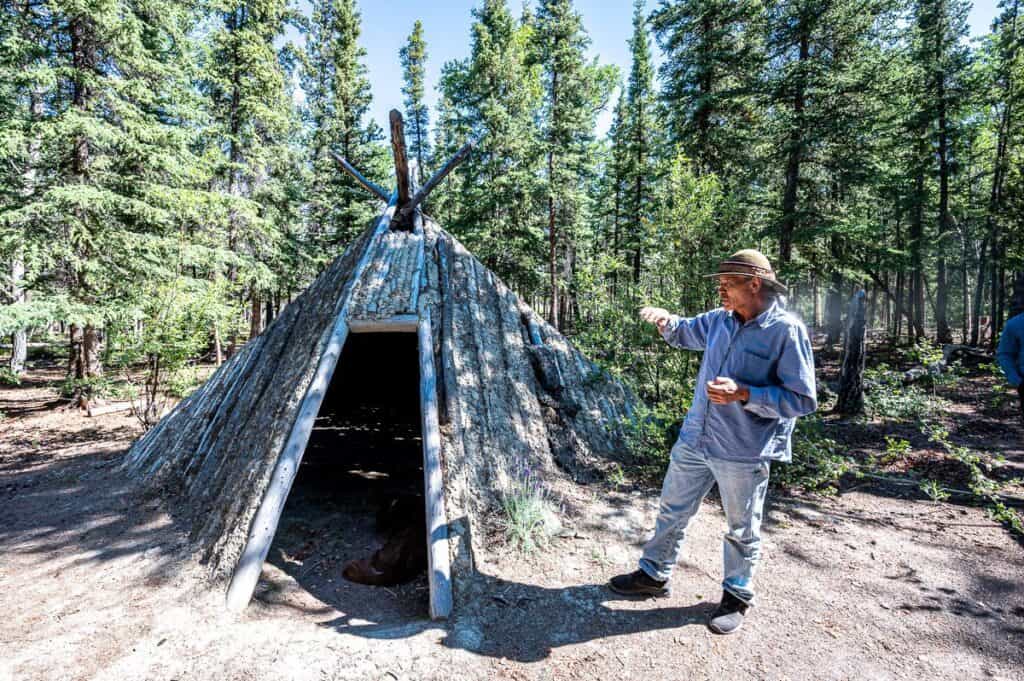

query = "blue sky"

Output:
[[292, 0, 1002, 138]]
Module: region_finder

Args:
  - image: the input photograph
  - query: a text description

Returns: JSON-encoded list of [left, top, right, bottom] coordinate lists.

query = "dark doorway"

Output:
[[261, 332, 429, 621]]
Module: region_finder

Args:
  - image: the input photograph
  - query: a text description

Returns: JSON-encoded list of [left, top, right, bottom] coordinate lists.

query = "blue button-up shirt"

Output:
[[661, 302, 817, 462], [997, 312, 1024, 388]]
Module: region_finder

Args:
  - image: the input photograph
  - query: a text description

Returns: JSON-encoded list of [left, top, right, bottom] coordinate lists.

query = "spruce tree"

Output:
[[435, 0, 545, 292], [650, 0, 763, 179], [618, 0, 657, 284], [302, 0, 386, 254], [909, 0, 972, 342], [0, 0, 221, 391], [534, 0, 615, 329], [401, 20, 430, 181]]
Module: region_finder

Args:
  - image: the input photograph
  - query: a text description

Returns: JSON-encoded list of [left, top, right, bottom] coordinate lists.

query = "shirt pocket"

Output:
[[735, 347, 774, 387]]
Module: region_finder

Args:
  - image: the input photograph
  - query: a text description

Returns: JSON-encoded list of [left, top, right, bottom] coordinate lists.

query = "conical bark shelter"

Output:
[[124, 196, 638, 618]]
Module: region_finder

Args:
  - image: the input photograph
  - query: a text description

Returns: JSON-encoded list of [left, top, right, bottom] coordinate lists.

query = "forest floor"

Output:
[[1, 347, 1023, 681]]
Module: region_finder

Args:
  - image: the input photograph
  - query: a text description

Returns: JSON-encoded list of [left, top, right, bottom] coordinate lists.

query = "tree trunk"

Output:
[[812, 273, 822, 330], [971, 236, 988, 346], [250, 293, 262, 339], [826, 270, 844, 347], [779, 30, 809, 267], [1012, 271, 1024, 317], [9, 258, 26, 374], [837, 291, 867, 415], [83, 325, 102, 378], [214, 324, 224, 366], [934, 22, 952, 344], [910, 160, 926, 340]]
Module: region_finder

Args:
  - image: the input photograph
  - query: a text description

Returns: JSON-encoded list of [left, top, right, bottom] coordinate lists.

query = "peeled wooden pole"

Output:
[[225, 194, 399, 613], [330, 152, 389, 202], [389, 109, 412, 218], [418, 306, 452, 619]]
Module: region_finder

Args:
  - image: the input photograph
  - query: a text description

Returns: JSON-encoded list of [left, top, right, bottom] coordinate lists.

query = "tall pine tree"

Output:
[[302, 0, 386, 254], [400, 20, 430, 181]]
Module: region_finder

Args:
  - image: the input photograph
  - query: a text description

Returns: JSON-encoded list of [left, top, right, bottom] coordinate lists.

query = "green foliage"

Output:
[[0, 368, 21, 386], [919, 479, 950, 502], [882, 436, 912, 464], [164, 366, 205, 399], [302, 0, 386, 252], [926, 425, 1023, 536], [864, 365, 940, 421], [59, 375, 133, 402], [401, 20, 431, 178], [898, 339, 945, 367], [772, 416, 852, 493], [500, 461, 560, 553], [619, 401, 683, 469]]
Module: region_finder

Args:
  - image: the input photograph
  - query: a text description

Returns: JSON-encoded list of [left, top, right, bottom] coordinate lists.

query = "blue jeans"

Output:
[[639, 441, 771, 604]]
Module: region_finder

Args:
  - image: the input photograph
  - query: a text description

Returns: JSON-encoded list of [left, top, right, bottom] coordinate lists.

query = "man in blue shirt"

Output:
[[996, 307, 1024, 425], [609, 249, 818, 635]]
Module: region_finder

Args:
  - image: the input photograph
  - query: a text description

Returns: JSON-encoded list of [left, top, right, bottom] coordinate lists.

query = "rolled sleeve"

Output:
[[661, 311, 717, 351], [743, 323, 818, 419]]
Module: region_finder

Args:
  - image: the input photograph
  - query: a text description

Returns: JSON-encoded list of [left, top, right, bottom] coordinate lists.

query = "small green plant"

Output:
[[0, 368, 21, 386], [925, 425, 1024, 537], [881, 436, 911, 464], [620, 401, 682, 468], [500, 461, 560, 553], [899, 339, 944, 367], [60, 375, 132, 401], [606, 464, 627, 487], [919, 479, 950, 502]]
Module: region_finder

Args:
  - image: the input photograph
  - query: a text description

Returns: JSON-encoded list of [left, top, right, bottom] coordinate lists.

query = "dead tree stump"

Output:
[[837, 289, 867, 415]]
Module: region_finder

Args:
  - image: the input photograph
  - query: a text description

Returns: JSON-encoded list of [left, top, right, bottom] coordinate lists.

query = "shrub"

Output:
[[0, 368, 21, 386], [60, 375, 134, 401], [864, 366, 939, 421], [773, 416, 852, 493], [620, 401, 683, 468], [164, 365, 203, 399]]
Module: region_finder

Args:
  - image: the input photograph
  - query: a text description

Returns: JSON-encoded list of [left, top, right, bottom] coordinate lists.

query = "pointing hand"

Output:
[[640, 306, 671, 331]]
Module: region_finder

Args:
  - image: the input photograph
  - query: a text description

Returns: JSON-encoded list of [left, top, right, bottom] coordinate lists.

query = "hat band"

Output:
[[717, 261, 776, 280]]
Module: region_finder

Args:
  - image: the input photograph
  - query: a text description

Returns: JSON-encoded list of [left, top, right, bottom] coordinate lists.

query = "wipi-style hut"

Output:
[[123, 113, 638, 619]]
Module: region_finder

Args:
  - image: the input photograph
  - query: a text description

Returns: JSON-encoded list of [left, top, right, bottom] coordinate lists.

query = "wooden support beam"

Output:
[[398, 139, 473, 224], [330, 152, 389, 202], [348, 315, 419, 333], [418, 307, 453, 619], [389, 109, 412, 217], [225, 193, 399, 613]]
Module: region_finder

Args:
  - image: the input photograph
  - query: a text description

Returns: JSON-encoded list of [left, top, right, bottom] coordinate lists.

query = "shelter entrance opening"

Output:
[[264, 332, 429, 619]]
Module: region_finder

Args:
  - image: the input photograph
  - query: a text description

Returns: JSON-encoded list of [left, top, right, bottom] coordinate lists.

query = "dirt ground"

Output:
[[2, 360, 1023, 681]]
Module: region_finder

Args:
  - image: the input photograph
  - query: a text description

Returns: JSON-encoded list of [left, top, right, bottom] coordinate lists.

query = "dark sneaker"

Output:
[[608, 569, 670, 597], [707, 591, 749, 635]]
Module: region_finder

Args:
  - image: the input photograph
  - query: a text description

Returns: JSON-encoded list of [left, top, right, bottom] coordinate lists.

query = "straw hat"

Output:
[[704, 249, 788, 296]]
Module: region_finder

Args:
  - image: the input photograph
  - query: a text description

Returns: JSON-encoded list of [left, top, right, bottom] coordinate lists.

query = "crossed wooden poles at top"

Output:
[[332, 109, 473, 231]]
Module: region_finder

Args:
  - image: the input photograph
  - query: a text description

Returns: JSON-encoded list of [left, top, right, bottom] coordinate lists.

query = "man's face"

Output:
[[717, 274, 758, 312]]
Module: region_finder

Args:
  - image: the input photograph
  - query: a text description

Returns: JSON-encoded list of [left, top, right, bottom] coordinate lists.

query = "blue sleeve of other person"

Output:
[[997, 319, 1023, 387]]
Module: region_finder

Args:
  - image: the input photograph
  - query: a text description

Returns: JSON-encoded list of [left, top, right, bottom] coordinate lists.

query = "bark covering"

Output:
[[125, 210, 638, 602]]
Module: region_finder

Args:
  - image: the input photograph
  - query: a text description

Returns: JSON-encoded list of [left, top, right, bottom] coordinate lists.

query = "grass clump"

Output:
[[500, 461, 560, 553]]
